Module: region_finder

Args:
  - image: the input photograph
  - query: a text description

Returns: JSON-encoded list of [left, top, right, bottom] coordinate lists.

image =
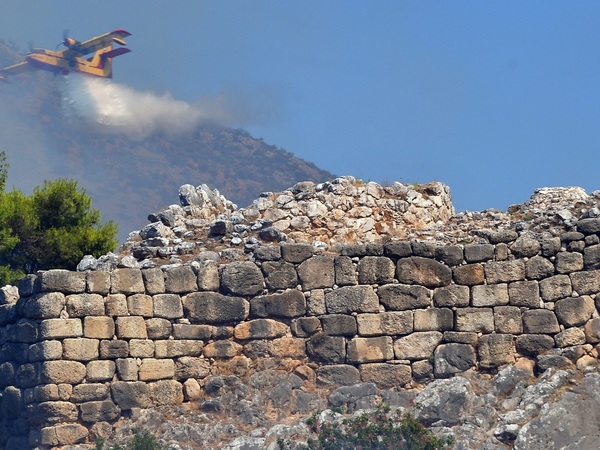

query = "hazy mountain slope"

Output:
[[0, 41, 335, 241]]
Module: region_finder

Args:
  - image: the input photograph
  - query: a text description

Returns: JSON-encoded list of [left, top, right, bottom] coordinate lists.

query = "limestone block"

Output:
[[348, 336, 393, 363], [554, 296, 596, 327], [494, 306, 523, 334], [139, 358, 175, 381], [164, 265, 198, 294], [291, 317, 322, 337], [254, 245, 282, 261], [234, 319, 289, 340], [65, 293, 104, 317], [70, 383, 109, 403], [556, 252, 584, 274], [436, 245, 464, 266], [378, 284, 430, 310], [111, 268, 145, 294], [356, 313, 383, 336], [155, 340, 203, 358], [196, 260, 220, 292], [321, 314, 357, 336], [41, 361, 86, 384], [116, 358, 139, 381], [33, 384, 59, 402], [510, 236, 541, 258], [1, 385, 23, 419], [307, 289, 326, 316], [522, 310, 560, 334], [281, 243, 313, 263], [39, 270, 86, 294], [40, 318, 82, 339], [357, 256, 395, 285], [261, 260, 298, 290], [539, 275, 572, 301], [183, 292, 249, 324], [27, 400, 78, 426], [203, 341, 243, 359], [219, 261, 264, 296], [126, 294, 153, 317], [393, 331, 443, 360], [250, 290, 306, 318], [111, 381, 151, 409], [325, 285, 379, 314], [175, 356, 210, 380], [115, 316, 147, 339], [146, 318, 172, 339], [105, 294, 129, 317], [15, 362, 41, 388], [455, 308, 494, 333], [183, 378, 202, 400], [40, 423, 88, 446], [29, 340, 63, 361], [554, 328, 586, 348], [172, 323, 214, 340], [464, 244, 494, 263], [515, 334, 554, 356], [472, 284, 509, 307], [335, 256, 357, 286], [381, 311, 414, 335], [433, 343, 476, 377], [79, 400, 120, 422], [526, 256, 555, 280], [129, 339, 155, 358], [317, 365, 360, 387], [570, 270, 600, 295], [21, 292, 65, 319], [484, 260, 525, 284], [99, 340, 129, 359], [442, 331, 479, 345], [360, 363, 411, 389], [62, 338, 99, 361], [396, 257, 452, 288], [11, 319, 39, 343], [148, 379, 184, 406], [84, 316, 115, 339], [297, 255, 335, 290], [433, 285, 470, 307], [508, 280, 540, 308], [0, 361, 16, 387], [577, 217, 600, 234], [414, 308, 453, 332], [478, 334, 515, 369], [584, 318, 600, 343], [452, 264, 485, 286], [306, 332, 346, 363], [270, 337, 306, 358], [86, 270, 111, 295], [0, 303, 16, 326], [152, 294, 183, 319], [584, 244, 600, 269], [86, 360, 116, 382], [142, 267, 165, 295]]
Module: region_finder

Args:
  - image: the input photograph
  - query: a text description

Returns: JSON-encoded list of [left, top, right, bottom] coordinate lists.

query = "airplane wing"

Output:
[[0, 61, 32, 80], [64, 29, 131, 58]]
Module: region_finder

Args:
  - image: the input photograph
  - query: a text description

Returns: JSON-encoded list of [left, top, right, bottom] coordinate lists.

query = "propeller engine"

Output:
[[57, 29, 80, 50]]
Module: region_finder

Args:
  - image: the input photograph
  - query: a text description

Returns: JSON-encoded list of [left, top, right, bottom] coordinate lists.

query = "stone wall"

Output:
[[3, 220, 600, 448]]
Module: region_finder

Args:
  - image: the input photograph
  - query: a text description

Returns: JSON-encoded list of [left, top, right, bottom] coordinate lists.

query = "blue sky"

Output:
[[2, 1, 600, 212]]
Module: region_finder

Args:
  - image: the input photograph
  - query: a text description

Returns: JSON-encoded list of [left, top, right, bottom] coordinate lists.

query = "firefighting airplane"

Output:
[[0, 29, 131, 81]]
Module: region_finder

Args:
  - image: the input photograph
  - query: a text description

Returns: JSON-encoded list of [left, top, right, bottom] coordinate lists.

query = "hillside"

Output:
[[0, 40, 335, 241]]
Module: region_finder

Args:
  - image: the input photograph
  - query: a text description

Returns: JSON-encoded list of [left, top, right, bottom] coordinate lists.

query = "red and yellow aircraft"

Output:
[[0, 29, 131, 82]]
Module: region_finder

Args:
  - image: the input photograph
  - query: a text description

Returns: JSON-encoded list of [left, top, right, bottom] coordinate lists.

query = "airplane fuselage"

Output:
[[26, 49, 108, 77]]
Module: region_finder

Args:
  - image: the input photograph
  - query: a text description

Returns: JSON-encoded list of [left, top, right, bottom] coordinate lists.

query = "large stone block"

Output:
[[522, 309, 560, 334], [357, 256, 395, 285], [29, 340, 63, 361], [65, 293, 104, 317], [183, 292, 249, 324], [99, 339, 129, 359], [396, 257, 452, 288], [291, 317, 321, 337], [86, 270, 111, 295], [484, 260, 525, 284], [15, 362, 41, 388], [433, 285, 469, 307], [149, 380, 184, 406], [472, 284, 509, 307], [554, 296, 596, 327], [478, 334, 515, 369], [455, 308, 494, 333], [360, 363, 411, 389], [111, 381, 151, 409], [152, 294, 184, 319], [196, 260, 220, 292], [145, 318, 172, 339], [126, 294, 153, 317], [508, 280, 540, 308], [139, 358, 175, 381], [62, 338, 99, 361], [40, 318, 82, 339], [393, 331, 443, 360], [539, 275, 572, 301], [164, 265, 198, 293], [202, 341, 242, 358], [436, 245, 464, 266], [142, 267, 165, 295], [585, 318, 600, 343], [11, 319, 39, 343], [306, 332, 346, 363], [334, 256, 357, 286], [70, 384, 109, 403], [234, 319, 289, 340], [526, 256, 555, 280], [116, 358, 139, 381], [41, 361, 86, 384], [414, 308, 453, 332], [570, 270, 600, 295], [220, 261, 264, 296], [325, 285, 379, 314], [40, 423, 89, 446], [175, 356, 211, 380], [317, 364, 360, 387], [297, 255, 335, 290], [261, 260, 298, 290], [270, 337, 306, 358], [29, 401, 79, 426], [348, 336, 393, 363], [510, 236, 541, 257], [321, 314, 357, 336], [433, 343, 476, 377], [105, 294, 129, 317], [0, 303, 16, 325], [111, 268, 145, 294], [584, 244, 600, 269], [281, 243, 313, 263], [79, 400, 120, 423], [554, 327, 586, 348], [378, 284, 430, 310], [86, 360, 116, 382], [515, 334, 555, 356], [115, 316, 148, 339], [452, 264, 485, 286], [84, 316, 115, 339], [39, 270, 86, 294], [464, 244, 494, 263], [494, 306, 523, 334], [21, 292, 65, 319], [250, 290, 306, 318], [555, 252, 584, 274], [154, 340, 203, 358], [129, 339, 155, 358]]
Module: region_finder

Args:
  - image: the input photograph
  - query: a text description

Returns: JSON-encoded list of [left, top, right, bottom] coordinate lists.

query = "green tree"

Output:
[[0, 177, 118, 285]]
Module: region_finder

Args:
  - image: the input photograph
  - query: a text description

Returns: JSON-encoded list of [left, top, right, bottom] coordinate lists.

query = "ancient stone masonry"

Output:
[[3, 221, 600, 447]]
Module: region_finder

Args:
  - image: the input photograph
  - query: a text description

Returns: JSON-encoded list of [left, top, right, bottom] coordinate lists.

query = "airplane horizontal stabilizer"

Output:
[[101, 47, 131, 59]]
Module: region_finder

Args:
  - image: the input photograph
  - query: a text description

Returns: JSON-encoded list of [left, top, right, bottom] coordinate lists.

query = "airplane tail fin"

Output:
[[89, 46, 131, 78]]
